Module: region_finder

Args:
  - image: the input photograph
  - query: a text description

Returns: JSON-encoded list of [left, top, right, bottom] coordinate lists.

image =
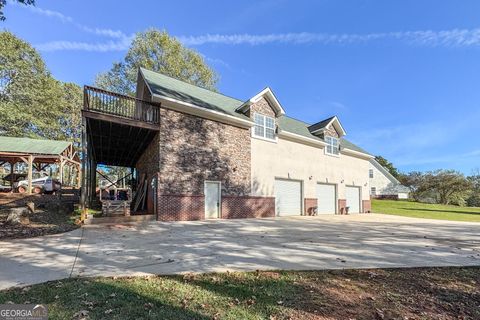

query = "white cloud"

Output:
[[16, 3, 130, 42], [23, 5, 73, 23], [35, 37, 133, 52], [17, 3, 480, 52], [177, 29, 480, 47]]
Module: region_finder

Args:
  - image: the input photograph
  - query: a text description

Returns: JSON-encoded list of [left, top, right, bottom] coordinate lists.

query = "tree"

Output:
[[398, 171, 424, 201], [375, 155, 400, 178], [0, 31, 82, 144], [418, 170, 472, 205], [0, 0, 35, 21], [95, 29, 218, 95], [466, 168, 480, 207]]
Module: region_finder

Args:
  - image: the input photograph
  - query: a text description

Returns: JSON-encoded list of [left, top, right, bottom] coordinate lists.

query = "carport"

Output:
[[0, 136, 81, 194]]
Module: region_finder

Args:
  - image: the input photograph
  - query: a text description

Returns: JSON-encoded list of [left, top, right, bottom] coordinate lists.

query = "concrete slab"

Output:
[[1, 214, 480, 290], [0, 228, 83, 289]]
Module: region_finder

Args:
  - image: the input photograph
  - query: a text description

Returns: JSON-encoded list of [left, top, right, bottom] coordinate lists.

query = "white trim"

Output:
[[370, 159, 401, 184], [236, 87, 286, 116], [139, 67, 154, 96], [252, 113, 277, 142], [274, 177, 304, 216], [345, 185, 362, 213], [316, 182, 338, 214], [278, 130, 327, 147], [341, 147, 374, 159], [325, 136, 340, 156], [204, 180, 221, 219], [140, 68, 254, 129], [251, 130, 278, 143], [151, 93, 254, 129], [310, 116, 347, 136]]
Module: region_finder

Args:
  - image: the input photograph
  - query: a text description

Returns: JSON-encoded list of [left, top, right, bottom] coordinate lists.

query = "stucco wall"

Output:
[[251, 136, 371, 201]]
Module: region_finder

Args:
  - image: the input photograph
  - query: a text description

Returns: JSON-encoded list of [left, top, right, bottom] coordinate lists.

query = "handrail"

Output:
[[83, 85, 160, 124]]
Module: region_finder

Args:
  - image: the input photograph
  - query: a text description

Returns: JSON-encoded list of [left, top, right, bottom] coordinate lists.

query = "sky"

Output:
[[2, 0, 480, 174]]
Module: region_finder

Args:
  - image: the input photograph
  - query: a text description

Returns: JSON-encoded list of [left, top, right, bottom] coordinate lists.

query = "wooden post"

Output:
[[77, 163, 81, 189], [9, 161, 14, 192], [80, 114, 87, 220], [59, 156, 64, 185], [27, 155, 33, 194]]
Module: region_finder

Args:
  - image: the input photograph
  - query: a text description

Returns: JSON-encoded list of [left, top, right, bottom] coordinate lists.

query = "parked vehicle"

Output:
[[16, 176, 61, 194]]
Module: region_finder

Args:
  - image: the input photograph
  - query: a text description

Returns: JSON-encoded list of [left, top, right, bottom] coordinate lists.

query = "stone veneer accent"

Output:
[[221, 196, 275, 219], [136, 132, 160, 179], [319, 124, 339, 139], [362, 200, 371, 213], [304, 198, 318, 215], [247, 97, 276, 118], [338, 199, 347, 214], [158, 108, 251, 196]]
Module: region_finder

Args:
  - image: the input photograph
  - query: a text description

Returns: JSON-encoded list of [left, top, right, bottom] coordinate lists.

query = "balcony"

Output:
[[83, 85, 160, 126], [82, 86, 160, 168]]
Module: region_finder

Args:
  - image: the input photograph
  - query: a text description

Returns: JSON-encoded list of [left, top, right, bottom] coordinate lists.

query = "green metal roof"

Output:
[[140, 68, 370, 155], [278, 116, 370, 155], [140, 68, 249, 121], [0, 136, 71, 155]]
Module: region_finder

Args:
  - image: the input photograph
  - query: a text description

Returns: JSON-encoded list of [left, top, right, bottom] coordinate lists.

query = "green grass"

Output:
[[372, 199, 480, 222], [1, 268, 479, 319]]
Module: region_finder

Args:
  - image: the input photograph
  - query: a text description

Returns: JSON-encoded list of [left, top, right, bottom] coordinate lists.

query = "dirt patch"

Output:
[[287, 267, 480, 320], [0, 207, 79, 240]]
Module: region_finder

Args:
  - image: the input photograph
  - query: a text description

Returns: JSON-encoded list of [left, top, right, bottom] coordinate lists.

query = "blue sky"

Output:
[[2, 0, 480, 174]]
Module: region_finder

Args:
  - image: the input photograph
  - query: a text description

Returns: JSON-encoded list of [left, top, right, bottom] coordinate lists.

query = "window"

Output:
[[325, 136, 339, 155], [369, 169, 374, 178], [253, 113, 276, 141], [371, 187, 377, 196]]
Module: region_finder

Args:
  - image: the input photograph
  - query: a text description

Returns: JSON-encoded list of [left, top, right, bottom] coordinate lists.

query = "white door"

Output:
[[346, 186, 361, 213], [205, 182, 220, 219], [275, 179, 302, 216], [316, 184, 336, 214]]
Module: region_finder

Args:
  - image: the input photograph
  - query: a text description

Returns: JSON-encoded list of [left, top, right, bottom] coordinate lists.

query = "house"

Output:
[[369, 159, 409, 199], [82, 68, 374, 221]]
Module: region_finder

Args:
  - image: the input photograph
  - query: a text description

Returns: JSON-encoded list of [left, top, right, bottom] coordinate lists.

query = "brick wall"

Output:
[[362, 200, 372, 213], [304, 198, 317, 215], [157, 194, 205, 221], [221, 196, 275, 219]]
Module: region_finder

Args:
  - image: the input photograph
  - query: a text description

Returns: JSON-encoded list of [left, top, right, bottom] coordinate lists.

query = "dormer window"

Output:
[[253, 113, 276, 141], [325, 136, 339, 155]]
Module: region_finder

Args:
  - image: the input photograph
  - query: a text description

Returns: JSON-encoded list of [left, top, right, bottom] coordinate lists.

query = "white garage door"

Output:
[[346, 186, 361, 213], [316, 184, 336, 214], [275, 179, 302, 216]]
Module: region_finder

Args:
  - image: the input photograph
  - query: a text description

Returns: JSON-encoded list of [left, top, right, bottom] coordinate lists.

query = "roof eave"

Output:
[[151, 93, 254, 129], [235, 87, 286, 116]]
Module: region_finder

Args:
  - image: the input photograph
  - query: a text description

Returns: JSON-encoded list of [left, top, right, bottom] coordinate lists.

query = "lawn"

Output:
[[372, 199, 480, 222], [1, 267, 479, 320]]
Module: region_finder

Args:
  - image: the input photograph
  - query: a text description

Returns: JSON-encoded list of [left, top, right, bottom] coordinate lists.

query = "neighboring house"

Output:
[[369, 159, 409, 199], [82, 68, 375, 221]]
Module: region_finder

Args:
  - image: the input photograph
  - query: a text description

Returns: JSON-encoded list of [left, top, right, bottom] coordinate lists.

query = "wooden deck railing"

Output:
[[84, 86, 160, 124]]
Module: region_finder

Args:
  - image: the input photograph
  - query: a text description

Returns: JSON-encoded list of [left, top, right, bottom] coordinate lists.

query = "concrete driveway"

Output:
[[1, 213, 480, 290]]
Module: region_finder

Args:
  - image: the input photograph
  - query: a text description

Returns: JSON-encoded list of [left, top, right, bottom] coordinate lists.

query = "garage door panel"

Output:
[[316, 184, 336, 214], [346, 186, 361, 213], [275, 179, 302, 216]]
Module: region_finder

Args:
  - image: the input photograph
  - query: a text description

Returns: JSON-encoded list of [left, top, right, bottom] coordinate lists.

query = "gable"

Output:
[[248, 97, 276, 118]]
